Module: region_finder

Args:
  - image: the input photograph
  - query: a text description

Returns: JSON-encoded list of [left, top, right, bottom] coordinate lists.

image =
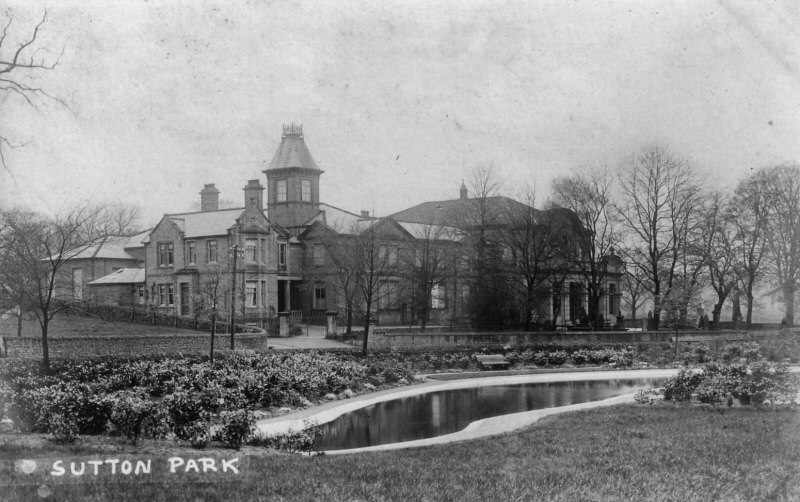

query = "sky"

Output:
[[1, 0, 799, 227]]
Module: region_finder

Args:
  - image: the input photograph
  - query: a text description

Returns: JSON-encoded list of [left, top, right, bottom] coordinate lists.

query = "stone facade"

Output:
[[77, 122, 623, 331]]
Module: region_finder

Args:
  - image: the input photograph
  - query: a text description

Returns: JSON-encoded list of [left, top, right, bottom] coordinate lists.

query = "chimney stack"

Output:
[[243, 179, 264, 209], [200, 184, 220, 212], [360, 210, 370, 219]]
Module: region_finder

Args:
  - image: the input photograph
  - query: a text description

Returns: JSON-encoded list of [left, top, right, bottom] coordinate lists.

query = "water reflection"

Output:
[[315, 379, 661, 450]]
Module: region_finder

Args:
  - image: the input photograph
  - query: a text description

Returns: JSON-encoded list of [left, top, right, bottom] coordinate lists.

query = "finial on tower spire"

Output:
[[282, 122, 303, 138]]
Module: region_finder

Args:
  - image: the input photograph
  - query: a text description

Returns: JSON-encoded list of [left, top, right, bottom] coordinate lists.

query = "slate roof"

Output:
[[164, 208, 244, 238], [396, 222, 461, 241], [302, 203, 368, 232], [264, 124, 321, 172], [123, 229, 150, 249], [63, 235, 140, 261], [88, 268, 145, 285], [389, 196, 537, 227]]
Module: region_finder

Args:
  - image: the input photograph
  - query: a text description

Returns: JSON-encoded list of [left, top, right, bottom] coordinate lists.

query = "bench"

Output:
[[475, 354, 511, 371]]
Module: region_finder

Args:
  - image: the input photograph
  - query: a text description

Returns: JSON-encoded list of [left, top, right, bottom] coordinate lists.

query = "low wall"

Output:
[[364, 327, 800, 351], [364, 330, 672, 350], [0, 331, 269, 359]]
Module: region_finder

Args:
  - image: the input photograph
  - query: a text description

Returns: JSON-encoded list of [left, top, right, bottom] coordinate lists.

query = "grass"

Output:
[[0, 311, 203, 338], [2, 404, 799, 501]]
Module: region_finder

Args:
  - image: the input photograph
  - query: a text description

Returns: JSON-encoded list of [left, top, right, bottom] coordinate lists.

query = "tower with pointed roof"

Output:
[[263, 123, 324, 232]]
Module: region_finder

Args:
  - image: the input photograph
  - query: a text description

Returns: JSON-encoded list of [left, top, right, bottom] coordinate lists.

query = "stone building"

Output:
[[63, 232, 148, 303], [83, 123, 622, 330], [141, 181, 301, 327]]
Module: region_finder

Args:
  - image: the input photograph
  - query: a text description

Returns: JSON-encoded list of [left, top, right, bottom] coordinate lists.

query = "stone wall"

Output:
[[363, 327, 797, 351], [1, 331, 269, 359], [364, 329, 672, 350]]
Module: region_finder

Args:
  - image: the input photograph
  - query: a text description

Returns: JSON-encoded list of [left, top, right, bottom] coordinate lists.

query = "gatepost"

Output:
[[278, 312, 290, 337], [326, 311, 338, 338]]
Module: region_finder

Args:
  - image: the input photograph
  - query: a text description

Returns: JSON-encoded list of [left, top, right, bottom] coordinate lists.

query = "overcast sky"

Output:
[[1, 0, 798, 226]]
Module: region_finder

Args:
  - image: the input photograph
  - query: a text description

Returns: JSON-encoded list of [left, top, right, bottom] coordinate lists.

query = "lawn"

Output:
[[2, 404, 798, 501], [0, 311, 204, 337]]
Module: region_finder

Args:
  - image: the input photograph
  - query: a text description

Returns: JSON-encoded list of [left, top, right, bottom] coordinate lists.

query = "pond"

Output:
[[315, 378, 661, 451]]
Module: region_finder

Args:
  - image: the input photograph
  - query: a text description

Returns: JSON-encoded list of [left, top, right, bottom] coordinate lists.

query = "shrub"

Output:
[[47, 413, 80, 444], [733, 361, 799, 406], [610, 349, 634, 368], [532, 351, 549, 366], [547, 351, 569, 366], [662, 361, 800, 408], [571, 350, 589, 365], [108, 391, 169, 443], [214, 409, 255, 449], [251, 420, 323, 454], [633, 388, 660, 405], [6, 382, 112, 435], [663, 369, 704, 402], [164, 391, 212, 441]]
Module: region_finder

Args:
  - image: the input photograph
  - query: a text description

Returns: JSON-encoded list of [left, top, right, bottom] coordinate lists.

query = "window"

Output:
[[314, 284, 326, 310], [379, 245, 398, 266], [260, 238, 267, 263], [279, 243, 287, 268], [157, 242, 174, 267], [167, 284, 174, 306], [185, 240, 196, 265], [206, 239, 218, 263], [246, 281, 258, 307], [431, 282, 447, 309], [313, 244, 325, 266], [245, 238, 257, 262], [276, 179, 287, 202], [137, 285, 145, 305], [261, 280, 267, 307], [301, 179, 311, 201], [158, 284, 166, 306]]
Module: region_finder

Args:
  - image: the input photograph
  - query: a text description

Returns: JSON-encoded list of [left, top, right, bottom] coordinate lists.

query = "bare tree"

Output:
[[620, 258, 650, 320], [550, 168, 618, 328], [0, 9, 65, 169], [753, 163, 800, 325], [315, 220, 403, 354], [194, 263, 231, 364], [728, 173, 770, 328], [86, 202, 142, 236], [403, 222, 459, 331], [351, 221, 404, 354], [316, 225, 360, 335], [0, 206, 104, 370], [701, 192, 738, 326], [457, 165, 517, 329], [497, 188, 566, 329], [617, 144, 704, 330]]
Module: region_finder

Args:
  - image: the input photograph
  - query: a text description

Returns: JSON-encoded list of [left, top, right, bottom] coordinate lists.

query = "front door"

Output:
[[180, 283, 189, 316]]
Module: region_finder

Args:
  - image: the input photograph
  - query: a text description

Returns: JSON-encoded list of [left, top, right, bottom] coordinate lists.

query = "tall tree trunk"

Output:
[[783, 283, 795, 326], [16, 311, 22, 337], [41, 320, 50, 372], [209, 313, 216, 364], [361, 306, 371, 356], [731, 292, 741, 323], [651, 293, 662, 330], [744, 281, 755, 328]]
